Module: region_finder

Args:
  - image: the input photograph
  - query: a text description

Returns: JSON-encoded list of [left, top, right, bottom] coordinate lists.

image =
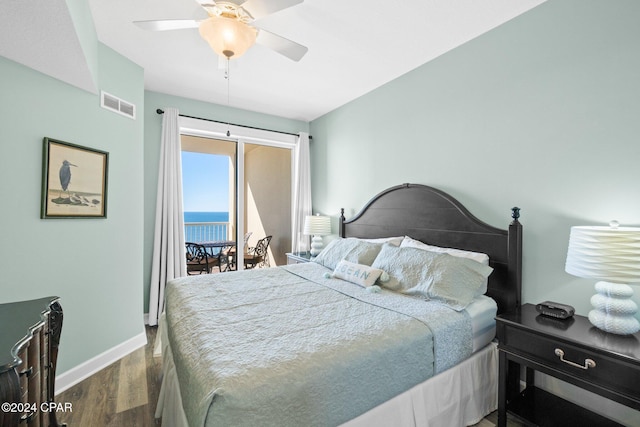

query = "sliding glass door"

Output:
[[179, 118, 296, 269]]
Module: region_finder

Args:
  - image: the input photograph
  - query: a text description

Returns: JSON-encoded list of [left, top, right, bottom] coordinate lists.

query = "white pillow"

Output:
[[400, 236, 490, 294], [401, 236, 489, 264], [332, 260, 383, 287], [358, 236, 404, 246]]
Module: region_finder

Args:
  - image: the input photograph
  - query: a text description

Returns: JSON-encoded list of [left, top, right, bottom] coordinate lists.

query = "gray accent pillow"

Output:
[[371, 244, 494, 310], [312, 238, 383, 270]]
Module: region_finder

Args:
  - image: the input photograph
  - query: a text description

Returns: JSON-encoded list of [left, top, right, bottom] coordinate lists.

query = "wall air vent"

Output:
[[100, 91, 136, 120]]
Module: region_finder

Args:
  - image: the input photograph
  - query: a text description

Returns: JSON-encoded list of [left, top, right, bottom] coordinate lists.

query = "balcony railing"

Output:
[[185, 222, 229, 243]]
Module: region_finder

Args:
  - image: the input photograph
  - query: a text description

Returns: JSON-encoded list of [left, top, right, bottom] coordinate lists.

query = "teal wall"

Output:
[[0, 44, 145, 373], [310, 0, 640, 319], [142, 91, 308, 312]]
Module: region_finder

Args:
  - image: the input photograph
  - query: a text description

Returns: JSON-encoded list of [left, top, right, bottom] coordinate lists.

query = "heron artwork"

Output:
[[42, 138, 107, 217], [51, 160, 100, 207], [59, 160, 76, 198]]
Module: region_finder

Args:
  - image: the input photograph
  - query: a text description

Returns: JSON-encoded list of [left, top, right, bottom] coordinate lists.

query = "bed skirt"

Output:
[[341, 341, 498, 427], [155, 313, 497, 427]]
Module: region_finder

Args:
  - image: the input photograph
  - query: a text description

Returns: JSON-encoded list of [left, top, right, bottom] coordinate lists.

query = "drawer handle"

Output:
[[19, 366, 33, 378], [554, 348, 596, 370]]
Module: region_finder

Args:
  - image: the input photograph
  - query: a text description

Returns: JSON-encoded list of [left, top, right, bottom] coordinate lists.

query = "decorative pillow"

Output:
[[371, 244, 493, 310], [400, 236, 490, 294], [332, 260, 383, 287], [312, 238, 383, 270]]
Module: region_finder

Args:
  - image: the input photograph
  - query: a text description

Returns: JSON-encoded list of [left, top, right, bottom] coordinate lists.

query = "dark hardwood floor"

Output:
[[55, 326, 522, 426], [56, 326, 162, 426]]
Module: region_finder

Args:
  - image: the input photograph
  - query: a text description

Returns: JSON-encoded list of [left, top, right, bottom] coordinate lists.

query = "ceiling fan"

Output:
[[134, 0, 308, 61]]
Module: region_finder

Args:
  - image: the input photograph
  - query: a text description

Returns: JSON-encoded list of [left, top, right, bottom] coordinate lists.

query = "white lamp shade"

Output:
[[303, 215, 331, 236], [565, 225, 640, 283]]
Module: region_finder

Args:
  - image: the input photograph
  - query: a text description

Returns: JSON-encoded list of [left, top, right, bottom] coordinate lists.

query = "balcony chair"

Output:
[[244, 235, 272, 269], [185, 242, 227, 274]]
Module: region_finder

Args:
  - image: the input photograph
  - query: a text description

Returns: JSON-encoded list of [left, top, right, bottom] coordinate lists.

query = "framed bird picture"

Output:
[[41, 137, 109, 218]]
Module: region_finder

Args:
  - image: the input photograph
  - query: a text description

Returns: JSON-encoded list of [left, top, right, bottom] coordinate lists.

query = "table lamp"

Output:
[[304, 214, 331, 257], [565, 221, 640, 335]]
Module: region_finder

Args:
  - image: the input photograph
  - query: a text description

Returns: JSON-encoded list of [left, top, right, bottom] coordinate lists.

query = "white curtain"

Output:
[[292, 132, 312, 253], [148, 108, 186, 326]]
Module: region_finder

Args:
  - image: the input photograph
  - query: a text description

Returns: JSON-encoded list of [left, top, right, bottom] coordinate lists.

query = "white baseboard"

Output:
[[55, 331, 148, 395]]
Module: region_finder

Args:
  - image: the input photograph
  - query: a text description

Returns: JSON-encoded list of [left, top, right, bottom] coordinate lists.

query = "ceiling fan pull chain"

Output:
[[226, 57, 231, 137]]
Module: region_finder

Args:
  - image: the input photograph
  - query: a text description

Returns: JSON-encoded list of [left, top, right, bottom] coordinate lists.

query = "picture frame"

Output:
[[41, 137, 109, 218]]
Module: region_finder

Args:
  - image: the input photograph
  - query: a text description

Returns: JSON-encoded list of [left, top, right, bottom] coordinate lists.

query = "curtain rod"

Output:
[[156, 109, 312, 139]]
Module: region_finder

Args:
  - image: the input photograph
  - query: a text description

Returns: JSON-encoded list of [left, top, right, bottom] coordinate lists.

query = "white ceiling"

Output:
[[1, 0, 546, 122], [0, 0, 97, 94]]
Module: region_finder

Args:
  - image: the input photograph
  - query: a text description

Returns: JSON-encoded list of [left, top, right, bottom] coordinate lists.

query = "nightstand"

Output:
[[286, 252, 312, 264], [496, 303, 640, 427]]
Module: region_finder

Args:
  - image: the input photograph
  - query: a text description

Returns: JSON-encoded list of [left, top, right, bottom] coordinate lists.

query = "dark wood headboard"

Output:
[[339, 183, 522, 315]]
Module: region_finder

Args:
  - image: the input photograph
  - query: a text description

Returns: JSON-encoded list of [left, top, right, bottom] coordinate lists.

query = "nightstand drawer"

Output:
[[502, 326, 640, 403]]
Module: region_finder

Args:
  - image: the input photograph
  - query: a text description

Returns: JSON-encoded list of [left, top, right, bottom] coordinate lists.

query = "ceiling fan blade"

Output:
[[242, 0, 303, 20], [256, 29, 307, 61], [134, 20, 200, 31]]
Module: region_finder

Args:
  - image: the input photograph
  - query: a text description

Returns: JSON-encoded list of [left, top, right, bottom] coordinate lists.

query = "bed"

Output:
[[155, 183, 523, 427]]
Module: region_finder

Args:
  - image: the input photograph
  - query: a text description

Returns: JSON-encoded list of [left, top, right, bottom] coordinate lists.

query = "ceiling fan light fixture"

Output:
[[199, 16, 257, 59]]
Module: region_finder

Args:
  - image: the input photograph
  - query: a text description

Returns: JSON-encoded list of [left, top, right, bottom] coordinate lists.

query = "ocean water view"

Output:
[[184, 211, 229, 242], [184, 211, 229, 223]]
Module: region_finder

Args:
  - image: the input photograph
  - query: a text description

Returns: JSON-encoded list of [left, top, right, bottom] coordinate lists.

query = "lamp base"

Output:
[[310, 235, 324, 257], [588, 281, 640, 335]]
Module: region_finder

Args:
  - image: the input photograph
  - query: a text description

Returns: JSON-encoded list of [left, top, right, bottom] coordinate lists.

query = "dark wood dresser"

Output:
[[0, 297, 64, 427]]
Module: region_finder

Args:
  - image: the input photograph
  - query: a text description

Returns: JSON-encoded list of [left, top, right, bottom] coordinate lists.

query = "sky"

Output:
[[181, 151, 229, 212]]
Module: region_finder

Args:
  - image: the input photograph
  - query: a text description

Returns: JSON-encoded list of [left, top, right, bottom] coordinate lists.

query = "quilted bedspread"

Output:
[[164, 262, 472, 427]]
